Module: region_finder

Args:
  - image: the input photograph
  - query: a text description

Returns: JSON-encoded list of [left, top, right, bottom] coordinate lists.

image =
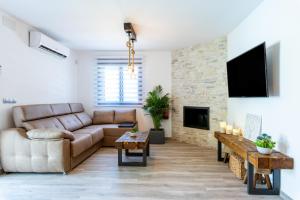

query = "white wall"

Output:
[[77, 51, 172, 137], [0, 10, 78, 131], [227, 0, 300, 199]]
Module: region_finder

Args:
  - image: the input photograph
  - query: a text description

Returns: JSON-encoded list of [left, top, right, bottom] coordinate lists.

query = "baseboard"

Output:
[[280, 191, 293, 200]]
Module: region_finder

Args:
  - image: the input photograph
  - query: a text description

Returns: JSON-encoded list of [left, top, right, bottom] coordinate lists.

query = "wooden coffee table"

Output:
[[115, 131, 150, 167]]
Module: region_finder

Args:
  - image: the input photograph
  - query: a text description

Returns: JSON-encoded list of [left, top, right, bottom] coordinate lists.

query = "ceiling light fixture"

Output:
[[124, 22, 136, 79]]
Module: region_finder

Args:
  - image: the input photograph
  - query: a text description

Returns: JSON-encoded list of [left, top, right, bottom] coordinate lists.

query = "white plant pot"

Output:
[[257, 146, 273, 155], [129, 132, 137, 137]]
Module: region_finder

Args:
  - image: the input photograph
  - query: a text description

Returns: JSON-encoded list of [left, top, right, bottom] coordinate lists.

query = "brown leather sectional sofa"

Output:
[[0, 103, 136, 173]]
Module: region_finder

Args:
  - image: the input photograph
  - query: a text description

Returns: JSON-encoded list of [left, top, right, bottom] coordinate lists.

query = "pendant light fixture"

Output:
[[124, 23, 136, 79]]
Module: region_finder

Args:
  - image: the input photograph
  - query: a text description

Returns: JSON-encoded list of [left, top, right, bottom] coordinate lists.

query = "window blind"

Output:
[[95, 58, 143, 106]]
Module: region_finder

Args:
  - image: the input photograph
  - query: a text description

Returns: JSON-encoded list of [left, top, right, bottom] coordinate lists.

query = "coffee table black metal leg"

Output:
[[118, 148, 122, 166], [217, 141, 224, 161], [143, 147, 147, 166], [147, 141, 150, 156]]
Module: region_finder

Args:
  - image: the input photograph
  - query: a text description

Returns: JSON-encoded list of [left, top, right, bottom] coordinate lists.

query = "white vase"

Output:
[[256, 146, 273, 155]]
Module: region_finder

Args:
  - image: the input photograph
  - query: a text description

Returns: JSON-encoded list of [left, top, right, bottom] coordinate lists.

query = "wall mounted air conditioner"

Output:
[[29, 31, 70, 58]]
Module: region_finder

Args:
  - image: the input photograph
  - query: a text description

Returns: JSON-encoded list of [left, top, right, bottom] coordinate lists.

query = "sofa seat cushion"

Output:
[[75, 112, 92, 126], [71, 134, 93, 157], [85, 124, 132, 137], [73, 128, 104, 145], [114, 109, 136, 124], [56, 114, 83, 131], [93, 110, 114, 124], [23, 117, 65, 131], [104, 127, 134, 137]]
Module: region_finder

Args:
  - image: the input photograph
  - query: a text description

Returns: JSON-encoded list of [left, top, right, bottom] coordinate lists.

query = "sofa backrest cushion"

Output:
[[12, 103, 85, 128], [13, 104, 54, 128], [69, 103, 84, 113], [51, 103, 71, 115], [75, 112, 92, 126], [93, 110, 114, 124], [56, 114, 83, 131], [114, 109, 136, 124], [23, 117, 65, 131]]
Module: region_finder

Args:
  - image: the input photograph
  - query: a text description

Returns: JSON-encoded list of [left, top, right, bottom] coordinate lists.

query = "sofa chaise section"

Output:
[[91, 109, 138, 146]]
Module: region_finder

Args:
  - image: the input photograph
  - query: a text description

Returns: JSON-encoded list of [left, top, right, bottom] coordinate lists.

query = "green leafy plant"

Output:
[[254, 133, 276, 149], [131, 127, 138, 133], [143, 85, 170, 130]]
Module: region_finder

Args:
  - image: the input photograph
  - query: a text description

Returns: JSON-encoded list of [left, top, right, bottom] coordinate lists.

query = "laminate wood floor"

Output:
[[0, 140, 281, 200]]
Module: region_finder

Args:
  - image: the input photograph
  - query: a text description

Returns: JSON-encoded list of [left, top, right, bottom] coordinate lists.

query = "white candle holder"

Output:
[[226, 125, 233, 134], [219, 121, 227, 133], [233, 128, 241, 136]]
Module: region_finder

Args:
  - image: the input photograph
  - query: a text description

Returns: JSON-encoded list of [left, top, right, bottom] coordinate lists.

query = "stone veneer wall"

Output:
[[171, 37, 227, 148]]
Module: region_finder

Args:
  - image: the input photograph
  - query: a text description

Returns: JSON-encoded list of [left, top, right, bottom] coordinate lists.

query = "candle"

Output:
[[233, 128, 241, 136], [226, 125, 233, 134], [238, 130, 244, 141], [219, 121, 227, 133]]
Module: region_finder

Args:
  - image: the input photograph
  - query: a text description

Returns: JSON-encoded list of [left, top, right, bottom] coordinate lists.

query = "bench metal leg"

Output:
[[247, 162, 280, 195], [217, 140, 224, 161]]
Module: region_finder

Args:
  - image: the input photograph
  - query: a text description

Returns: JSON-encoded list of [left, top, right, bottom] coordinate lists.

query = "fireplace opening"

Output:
[[183, 106, 209, 130]]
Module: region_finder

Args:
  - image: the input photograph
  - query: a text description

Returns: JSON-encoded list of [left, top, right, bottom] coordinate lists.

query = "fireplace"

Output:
[[183, 106, 209, 130]]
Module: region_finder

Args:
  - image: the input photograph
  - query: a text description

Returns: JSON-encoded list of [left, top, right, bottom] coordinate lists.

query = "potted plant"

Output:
[[254, 133, 276, 155], [128, 127, 138, 137], [143, 85, 170, 144]]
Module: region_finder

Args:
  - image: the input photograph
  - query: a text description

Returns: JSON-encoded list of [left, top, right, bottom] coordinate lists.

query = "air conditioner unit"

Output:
[[29, 31, 70, 58]]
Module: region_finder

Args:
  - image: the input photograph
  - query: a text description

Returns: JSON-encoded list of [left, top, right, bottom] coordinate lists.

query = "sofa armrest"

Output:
[[118, 122, 137, 128], [0, 128, 71, 173]]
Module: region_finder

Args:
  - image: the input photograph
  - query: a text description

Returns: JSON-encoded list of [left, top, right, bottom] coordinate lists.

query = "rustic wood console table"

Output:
[[214, 132, 293, 195]]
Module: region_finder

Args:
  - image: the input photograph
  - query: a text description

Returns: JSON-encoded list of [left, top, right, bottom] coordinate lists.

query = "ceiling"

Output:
[[0, 0, 263, 50]]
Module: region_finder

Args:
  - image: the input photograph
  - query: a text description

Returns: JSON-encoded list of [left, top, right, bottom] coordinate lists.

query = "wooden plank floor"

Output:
[[0, 140, 281, 200]]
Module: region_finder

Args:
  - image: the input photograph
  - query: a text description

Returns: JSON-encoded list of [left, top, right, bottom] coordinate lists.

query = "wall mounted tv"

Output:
[[227, 42, 268, 97]]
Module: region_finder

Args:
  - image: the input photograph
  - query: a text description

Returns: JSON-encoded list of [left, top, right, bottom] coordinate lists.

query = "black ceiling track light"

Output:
[[124, 22, 137, 79], [124, 22, 136, 41]]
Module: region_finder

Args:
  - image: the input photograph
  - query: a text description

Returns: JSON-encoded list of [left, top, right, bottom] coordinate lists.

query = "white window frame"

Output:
[[94, 57, 143, 106]]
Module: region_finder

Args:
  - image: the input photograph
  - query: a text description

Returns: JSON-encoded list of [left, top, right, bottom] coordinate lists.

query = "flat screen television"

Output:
[[227, 42, 268, 97]]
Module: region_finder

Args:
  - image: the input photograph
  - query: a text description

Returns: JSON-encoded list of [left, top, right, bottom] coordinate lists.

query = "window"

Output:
[[95, 58, 143, 106]]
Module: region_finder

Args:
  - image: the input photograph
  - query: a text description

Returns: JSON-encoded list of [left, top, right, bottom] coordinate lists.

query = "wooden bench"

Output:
[[214, 132, 293, 195]]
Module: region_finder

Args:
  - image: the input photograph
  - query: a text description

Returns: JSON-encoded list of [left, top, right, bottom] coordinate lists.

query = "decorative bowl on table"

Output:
[[256, 146, 273, 155], [129, 132, 137, 137], [255, 133, 276, 155], [128, 127, 139, 137]]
